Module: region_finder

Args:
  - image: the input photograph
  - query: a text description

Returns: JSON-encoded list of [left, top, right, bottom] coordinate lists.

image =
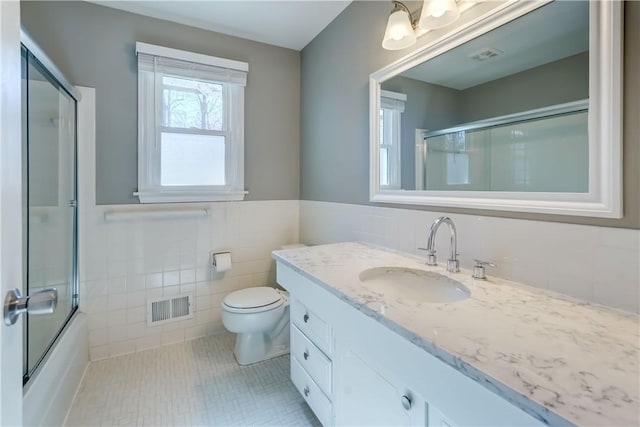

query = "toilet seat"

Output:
[[223, 287, 287, 314]]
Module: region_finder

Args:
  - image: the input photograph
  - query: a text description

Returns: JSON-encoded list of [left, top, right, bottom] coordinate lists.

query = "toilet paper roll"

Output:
[[212, 252, 232, 272]]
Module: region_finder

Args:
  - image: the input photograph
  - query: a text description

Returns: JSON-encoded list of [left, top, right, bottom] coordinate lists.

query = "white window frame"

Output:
[[380, 90, 406, 190], [134, 42, 248, 203]]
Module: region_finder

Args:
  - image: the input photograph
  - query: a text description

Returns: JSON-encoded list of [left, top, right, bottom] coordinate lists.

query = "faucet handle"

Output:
[[472, 259, 496, 280], [418, 247, 438, 266], [447, 258, 460, 273], [473, 259, 496, 267]]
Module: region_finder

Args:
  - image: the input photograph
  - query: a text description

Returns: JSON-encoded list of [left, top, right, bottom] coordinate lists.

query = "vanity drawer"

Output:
[[291, 356, 332, 426], [291, 325, 332, 396], [291, 299, 332, 355]]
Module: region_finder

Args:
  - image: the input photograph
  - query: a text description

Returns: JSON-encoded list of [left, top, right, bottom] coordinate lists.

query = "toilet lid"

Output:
[[223, 287, 283, 309]]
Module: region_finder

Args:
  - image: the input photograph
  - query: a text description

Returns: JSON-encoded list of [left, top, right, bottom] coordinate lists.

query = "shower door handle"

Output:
[[4, 288, 58, 326]]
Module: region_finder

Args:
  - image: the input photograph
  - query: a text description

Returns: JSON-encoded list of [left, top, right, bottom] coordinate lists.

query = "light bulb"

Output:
[[382, 6, 417, 50], [419, 0, 460, 30], [432, 9, 445, 18]]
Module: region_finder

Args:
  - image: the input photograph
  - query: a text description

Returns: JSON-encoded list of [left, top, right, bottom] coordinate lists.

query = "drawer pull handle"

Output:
[[303, 313, 309, 323], [303, 350, 309, 360], [303, 386, 310, 397], [401, 395, 412, 411]]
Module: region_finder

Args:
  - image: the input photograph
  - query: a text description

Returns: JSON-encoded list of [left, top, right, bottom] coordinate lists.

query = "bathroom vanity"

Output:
[[273, 243, 639, 427]]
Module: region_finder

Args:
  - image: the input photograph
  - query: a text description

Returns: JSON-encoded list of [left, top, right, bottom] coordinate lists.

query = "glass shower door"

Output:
[[22, 45, 78, 382]]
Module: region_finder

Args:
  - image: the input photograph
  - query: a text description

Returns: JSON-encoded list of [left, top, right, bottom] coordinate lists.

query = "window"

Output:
[[379, 90, 405, 189], [135, 42, 248, 203]]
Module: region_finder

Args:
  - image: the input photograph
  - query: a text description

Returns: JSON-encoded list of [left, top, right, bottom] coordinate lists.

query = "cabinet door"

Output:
[[335, 350, 425, 426], [428, 404, 455, 427]]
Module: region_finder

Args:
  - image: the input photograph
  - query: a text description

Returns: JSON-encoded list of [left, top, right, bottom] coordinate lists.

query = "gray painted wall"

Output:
[[381, 77, 460, 190], [300, 1, 639, 229], [21, 1, 300, 205], [459, 52, 589, 122]]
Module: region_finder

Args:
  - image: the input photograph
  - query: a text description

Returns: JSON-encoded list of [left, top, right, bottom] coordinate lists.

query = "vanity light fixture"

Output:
[[382, 1, 417, 50], [382, 0, 465, 50], [420, 0, 460, 30]]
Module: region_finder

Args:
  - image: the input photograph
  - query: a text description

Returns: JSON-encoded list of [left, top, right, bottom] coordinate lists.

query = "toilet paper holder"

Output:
[[211, 251, 232, 272]]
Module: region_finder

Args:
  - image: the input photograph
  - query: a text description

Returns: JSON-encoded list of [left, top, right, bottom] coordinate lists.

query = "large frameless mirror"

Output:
[[370, 0, 622, 218]]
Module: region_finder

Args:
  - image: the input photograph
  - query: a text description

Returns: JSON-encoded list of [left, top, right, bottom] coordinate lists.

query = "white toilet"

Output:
[[221, 286, 290, 365]]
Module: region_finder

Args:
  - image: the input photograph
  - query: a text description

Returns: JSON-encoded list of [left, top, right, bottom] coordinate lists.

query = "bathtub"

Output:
[[23, 312, 88, 426]]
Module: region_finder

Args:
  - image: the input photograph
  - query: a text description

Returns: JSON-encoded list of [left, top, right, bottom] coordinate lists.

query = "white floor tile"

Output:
[[67, 333, 320, 427]]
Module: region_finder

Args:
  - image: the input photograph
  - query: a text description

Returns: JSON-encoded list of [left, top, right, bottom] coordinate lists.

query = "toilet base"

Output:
[[233, 329, 290, 365], [233, 344, 289, 365]]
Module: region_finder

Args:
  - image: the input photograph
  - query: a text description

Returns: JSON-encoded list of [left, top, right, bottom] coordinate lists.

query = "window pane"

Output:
[[161, 133, 225, 186], [380, 109, 384, 145], [380, 147, 389, 186], [162, 76, 223, 130]]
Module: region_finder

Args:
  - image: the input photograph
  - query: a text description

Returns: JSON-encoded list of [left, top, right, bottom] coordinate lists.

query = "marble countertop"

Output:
[[272, 242, 639, 427]]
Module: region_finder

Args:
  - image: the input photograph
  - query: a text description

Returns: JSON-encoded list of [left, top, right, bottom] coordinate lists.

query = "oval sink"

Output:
[[359, 267, 470, 303]]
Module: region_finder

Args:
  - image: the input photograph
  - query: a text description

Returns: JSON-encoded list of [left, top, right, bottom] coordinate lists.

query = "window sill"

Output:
[[134, 190, 247, 203]]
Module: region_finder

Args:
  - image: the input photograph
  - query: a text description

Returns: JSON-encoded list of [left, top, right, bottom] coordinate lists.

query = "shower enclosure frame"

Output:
[[21, 29, 81, 385]]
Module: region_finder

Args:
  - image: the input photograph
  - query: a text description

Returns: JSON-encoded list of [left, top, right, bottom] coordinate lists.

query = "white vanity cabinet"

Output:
[[288, 296, 334, 426], [276, 263, 545, 427], [335, 348, 426, 426]]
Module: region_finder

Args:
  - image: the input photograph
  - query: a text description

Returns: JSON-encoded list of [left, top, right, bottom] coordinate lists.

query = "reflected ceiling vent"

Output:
[[469, 48, 504, 62]]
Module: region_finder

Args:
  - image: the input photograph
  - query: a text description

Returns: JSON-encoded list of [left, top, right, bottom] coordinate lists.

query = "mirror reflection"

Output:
[[379, 1, 589, 193]]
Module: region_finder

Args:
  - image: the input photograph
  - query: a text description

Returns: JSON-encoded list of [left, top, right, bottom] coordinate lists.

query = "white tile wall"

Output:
[[79, 200, 299, 361], [78, 197, 638, 362], [299, 201, 640, 314], [29, 208, 72, 289], [28, 207, 76, 368]]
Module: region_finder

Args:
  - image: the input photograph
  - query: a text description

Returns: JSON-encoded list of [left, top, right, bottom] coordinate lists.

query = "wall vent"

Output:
[[147, 293, 193, 326]]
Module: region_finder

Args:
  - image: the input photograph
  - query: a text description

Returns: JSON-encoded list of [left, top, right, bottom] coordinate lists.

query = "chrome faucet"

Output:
[[424, 216, 460, 273]]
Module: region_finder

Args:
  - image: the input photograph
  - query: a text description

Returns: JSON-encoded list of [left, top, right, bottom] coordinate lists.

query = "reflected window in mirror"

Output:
[[380, 90, 406, 189]]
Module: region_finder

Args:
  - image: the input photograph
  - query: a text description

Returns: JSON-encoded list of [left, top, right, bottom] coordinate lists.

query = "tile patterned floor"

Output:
[[66, 333, 320, 426]]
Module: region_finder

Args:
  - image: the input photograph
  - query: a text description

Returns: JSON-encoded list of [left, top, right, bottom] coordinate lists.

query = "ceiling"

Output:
[[88, 1, 352, 51], [400, 1, 589, 90]]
